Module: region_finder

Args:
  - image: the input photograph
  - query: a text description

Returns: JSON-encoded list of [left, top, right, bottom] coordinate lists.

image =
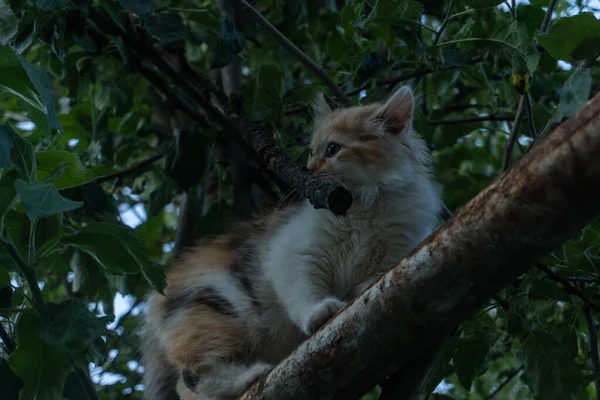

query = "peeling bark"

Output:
[[239, 93, 600, 399]]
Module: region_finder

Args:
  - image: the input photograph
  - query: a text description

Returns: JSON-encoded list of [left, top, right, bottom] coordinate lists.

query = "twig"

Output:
[[433, 0, 455, 46], [584, 305, 600, 400], [430, 115, 514, 126], [565, 276, 600, 284], [346, 55, 484, 97], [483, 367, 523, 400], [524, 92, 536, 137], [283, 56, 485, 115], [94, 153, 164, 184], [0, 238, 45, 312], [502, 0, 559, 171], [0, 322, 16, 354], [112, 299, 142, 331], [537, 264, 600, 314], [502, 96, 527, 171], [540, 0, 559, 33], [233, 0, 352, 106]]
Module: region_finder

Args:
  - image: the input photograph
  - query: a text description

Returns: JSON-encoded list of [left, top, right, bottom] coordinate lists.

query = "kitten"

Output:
[[141, 86, 442, 400]]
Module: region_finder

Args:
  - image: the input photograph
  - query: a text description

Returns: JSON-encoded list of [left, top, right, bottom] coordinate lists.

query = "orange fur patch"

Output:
[[164, 306, 246, 368]]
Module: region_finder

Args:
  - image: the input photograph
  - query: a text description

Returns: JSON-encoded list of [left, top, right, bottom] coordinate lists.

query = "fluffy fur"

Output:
[[141, 86, 442, 400]]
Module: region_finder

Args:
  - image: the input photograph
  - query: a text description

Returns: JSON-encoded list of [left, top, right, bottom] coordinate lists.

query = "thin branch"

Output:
[[233, 0, 351, 106], [430, 115, 514, 126], [282, 56, 485, 115], [502, 0, 559, 171], [502, 96, 527, 171], [346, 55, 484, 97], [112, 299, 142, 331], [537, 264, 600, 314], [433, 0, 456, 46], [0, 322, 16, 354], [0, 238, 45, 312], [585, 304, 600, 400], [94, 153, 164, 184], [540, 0, 559, 33], [483, 367, 523, 400]]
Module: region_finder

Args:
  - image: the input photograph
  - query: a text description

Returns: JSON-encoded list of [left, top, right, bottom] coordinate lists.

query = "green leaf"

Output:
[[538, 13, 600, 60], [61, 222, 166, 293], [519, 330, 583, 400], [0, 47, 63, 135], [148, 176, 178, 216], [0, 1, 18, 46], [0, 358, 24, 400], [9, 313, 71, 400], [552, 67, 592, 123], [212, 12, 243, 69], [118, 0, 152, 15], [36, 151, 98, 189], [454, 331, 495, 390], [15, 180, 83, 219], [35, 0, 70, 11], [141, 261, 167, 296], [144, 12, 187, 44], [38, 298, 112, 364], [0, 124, 13, 168], [0, 124, 35, 181], [460, 0, 504, 8]]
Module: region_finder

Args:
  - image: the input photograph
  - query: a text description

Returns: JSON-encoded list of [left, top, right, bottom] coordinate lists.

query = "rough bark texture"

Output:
[[239, 93, 600, 399]]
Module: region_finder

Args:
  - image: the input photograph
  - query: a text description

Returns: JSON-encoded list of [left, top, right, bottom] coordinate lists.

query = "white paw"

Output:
[[303, 298, 346, 335], [231, 362, 272, 395]]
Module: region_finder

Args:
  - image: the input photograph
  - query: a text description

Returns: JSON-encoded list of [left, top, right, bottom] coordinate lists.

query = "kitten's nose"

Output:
[[307, 159, 319, 172]]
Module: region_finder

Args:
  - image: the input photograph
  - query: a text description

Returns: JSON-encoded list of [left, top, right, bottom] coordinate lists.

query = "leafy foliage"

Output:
[[0, 0, 599, 399]]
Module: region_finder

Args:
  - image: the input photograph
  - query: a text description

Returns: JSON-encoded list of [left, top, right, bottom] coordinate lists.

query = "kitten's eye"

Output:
[[325, 142, 341, 158]]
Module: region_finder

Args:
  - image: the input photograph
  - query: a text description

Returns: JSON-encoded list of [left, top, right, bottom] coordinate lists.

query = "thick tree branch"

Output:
[[233, 0, 351, 106], [239, 92, 600, 399], [89, 10, 352, 216]]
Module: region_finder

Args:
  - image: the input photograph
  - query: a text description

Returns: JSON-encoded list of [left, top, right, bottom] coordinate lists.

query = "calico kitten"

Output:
[[141, 86, 442, 400]]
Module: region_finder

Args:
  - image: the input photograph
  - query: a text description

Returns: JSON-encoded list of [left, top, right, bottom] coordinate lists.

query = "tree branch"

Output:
[[233, 0, 351, 106], [283, 55, 485, 115], [483, 367, 523, 400], [537, 264, 600, 314], [433, 0, 455, 46], [239, 92, 600, 399], [502, 95, 527, 171], [0, 322, 16, 354], [502, 0, 559, 171], [89, 10, 352, 216], [94, 153, 164, 185], [429, 115, 514, 126]]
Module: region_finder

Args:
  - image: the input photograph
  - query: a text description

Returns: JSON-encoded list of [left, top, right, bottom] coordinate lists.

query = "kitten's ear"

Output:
[[374, 86, 414, 136], [314, 93, 337, 118]]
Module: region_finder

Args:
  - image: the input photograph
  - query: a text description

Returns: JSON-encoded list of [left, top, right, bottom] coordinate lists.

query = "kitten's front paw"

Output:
[[231, 362, 273, 395], [303, 298, 346, 335]]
